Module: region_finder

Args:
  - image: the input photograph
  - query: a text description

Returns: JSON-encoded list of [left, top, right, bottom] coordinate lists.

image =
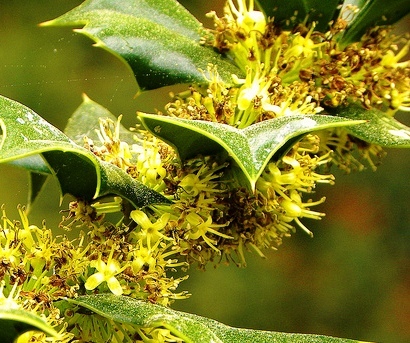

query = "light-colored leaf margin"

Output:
[[64, 94, 136, 146], [0, 95, 170, 208], [334, 104, 410, 147], [0, 307, 57, 343], [62, 294, 368, 343], [138, 112, 364, 190], [41, 0, 243, 92]]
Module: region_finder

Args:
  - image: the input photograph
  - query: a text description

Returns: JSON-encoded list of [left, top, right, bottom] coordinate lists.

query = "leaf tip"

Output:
[[38, 19, 54, 27], [73, 28, 86, 34], [81, 93, 92, 104]]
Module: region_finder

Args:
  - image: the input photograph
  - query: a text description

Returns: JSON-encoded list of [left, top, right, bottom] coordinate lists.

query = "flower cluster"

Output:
[[0, 203, 188, 342], [208, 0, 409, 114], [76, 0, 409, 268], [155, 0, 409, 264]]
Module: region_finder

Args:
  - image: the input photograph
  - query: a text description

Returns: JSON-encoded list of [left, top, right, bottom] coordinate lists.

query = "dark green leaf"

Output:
[[331, 104, 410, 147], [28, 172, 50, 211], [256, 0, 410, 45], [0, 95, 170, 208], [0, 307, 57, 343], [256, 0, 343, 32], [98, 161, 169, 205], [65, 94, 136, 145], [340, 0, 410, 46], [64, 294, 363, 343], [43, 0, 243, 92], [41, 149, 100, 200], [138, 112, 364, 190], [7, 156, 52, 211], [8, 155, 51, 175]]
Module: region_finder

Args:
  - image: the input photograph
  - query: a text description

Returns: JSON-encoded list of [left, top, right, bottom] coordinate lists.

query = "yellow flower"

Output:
[[179, 173, 221, 198], [85, 248, 127, 296], [131, 137, 167, 190], [178, 162, 225, 199], [279, 189, 326, 237], [94, 115, 133, 170], [130, 210, 171, 249], [131, 242, 157, 274], [228, 0, 266, 34], [186, 212, 232, 252]]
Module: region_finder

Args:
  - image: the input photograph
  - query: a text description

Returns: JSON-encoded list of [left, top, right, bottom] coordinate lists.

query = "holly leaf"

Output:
[[339, 0, 410, 46], [138, 112, 364, 190], [255, 0, 343, 32], [5, 155, 51, 211], [256, 0, 410, 46], [332, 104, 410, 147], [42, 0, 243, 92], [61, 294, 363, 343], [27, 172, 50, 211], [64, 93, 136, 146], [0, 307, 57, 343], [0, 95, 169, 208]]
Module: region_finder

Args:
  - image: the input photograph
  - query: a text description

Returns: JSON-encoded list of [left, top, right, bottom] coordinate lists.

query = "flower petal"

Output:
[[85, 272, 105, 290], [107, 276, 123, 296], [130, 210, 152, 229]]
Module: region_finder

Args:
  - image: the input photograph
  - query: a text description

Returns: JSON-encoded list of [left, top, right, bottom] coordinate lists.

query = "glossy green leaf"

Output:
[[27, 172, 50, 211], [256, 0, 343, 32], [138, 112, 364, 190], [332, 104, 410, 147], [256, 0, 410, 45], [0, 95, 170, 208], [63, 294, 364, 343], [65, 94, 136, 146], [339, 0, 410, 46], [0, 307, 57, 343], [43, 0, 243, 92], [7, 156, 51, 210]]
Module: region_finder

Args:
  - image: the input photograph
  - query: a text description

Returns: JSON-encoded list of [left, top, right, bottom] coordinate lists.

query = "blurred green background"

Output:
[[0, 1, 409, 342]]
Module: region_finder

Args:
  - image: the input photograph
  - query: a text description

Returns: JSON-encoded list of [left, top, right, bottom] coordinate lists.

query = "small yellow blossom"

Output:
[[131, 210, 171, 249], [178, 161, 226, 199], [93, 115, 133, 170], [278, 189, 326, 236], [131, 136, 167, 190], [186, 212, 232, 253], [85, 247, 127, 295], [131, 241, 157, 273]]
